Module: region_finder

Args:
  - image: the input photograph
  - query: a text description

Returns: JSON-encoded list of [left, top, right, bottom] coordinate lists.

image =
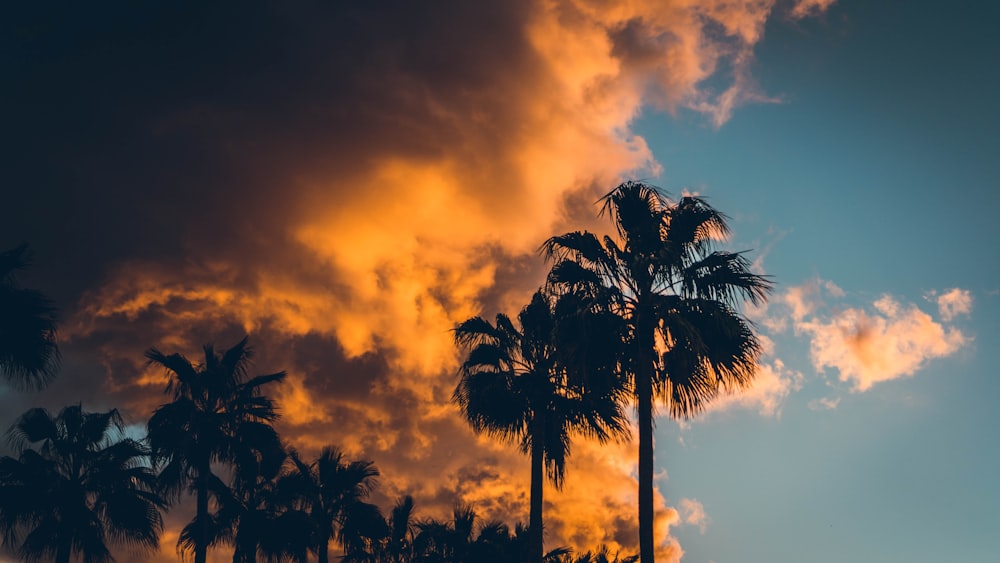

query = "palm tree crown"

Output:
[[145, 336, 286, 563], [0, 243, 59, 389], [454, 289, 630, 563], [282, 446, 383, 563], [543, 180, 772, 562], [0, 404, 165, 563]]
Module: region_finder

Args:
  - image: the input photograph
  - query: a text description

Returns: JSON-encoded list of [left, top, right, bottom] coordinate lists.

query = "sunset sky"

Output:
[[2, 1, 998, 562]]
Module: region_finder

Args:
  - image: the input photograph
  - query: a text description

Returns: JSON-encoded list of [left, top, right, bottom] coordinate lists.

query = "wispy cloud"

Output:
[[931, 288, 973, 323], [679, 498, 710, 534], [790, 0, 839, 19], [807, 396, 840, 411]]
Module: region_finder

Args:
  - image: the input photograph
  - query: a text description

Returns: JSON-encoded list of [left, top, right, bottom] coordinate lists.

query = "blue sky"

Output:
[[637, 2, 999, 561]]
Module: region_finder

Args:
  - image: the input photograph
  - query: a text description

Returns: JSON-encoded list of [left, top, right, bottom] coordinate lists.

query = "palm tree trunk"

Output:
[[529, 425, 545, 563], [318, 531, 330, 563], [195, 461, 210, 563], [54, 535, 72, 563], [637, 370, 655, 563]]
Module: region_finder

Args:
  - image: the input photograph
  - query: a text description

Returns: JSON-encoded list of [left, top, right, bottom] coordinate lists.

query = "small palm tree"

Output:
[[0, 243, 59, 389], [383, 495, 416, 563], [146, 336, 286, 563], [553, 545, 638, 563], [181, 441, 306, 563], [454, 290, 629, 563], [544, 181, 772, 562], [412, 507, 568, 563], [282, 446, 382, 563], [0, 404, 165, 563]]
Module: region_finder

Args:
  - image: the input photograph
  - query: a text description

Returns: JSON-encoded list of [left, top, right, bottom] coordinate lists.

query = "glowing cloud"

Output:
[[49, 0, 839, 558], [702, 335, 803, 417], [764, 281, 973, 392]]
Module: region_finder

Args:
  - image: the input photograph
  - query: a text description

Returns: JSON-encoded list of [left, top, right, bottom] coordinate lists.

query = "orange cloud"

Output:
[[701, 335, 803, 418], [55, 1, 838, 559], [791, 0, 838, 19], [796, 292, 971, 391]]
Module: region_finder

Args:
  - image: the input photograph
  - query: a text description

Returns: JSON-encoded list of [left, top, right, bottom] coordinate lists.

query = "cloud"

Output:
[[799, 294, 970, 391], [790, 0, 839, 19], [807, 396, 840, 411], [678, 498, 710, 534], [701, 335, 804, 418], [763, 281, 973, 393], [932, 288, 973, 323], [3, 1, 836, 559]]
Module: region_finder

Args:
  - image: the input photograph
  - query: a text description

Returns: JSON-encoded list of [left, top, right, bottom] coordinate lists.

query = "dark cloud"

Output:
[[1, 1, 834, 558]]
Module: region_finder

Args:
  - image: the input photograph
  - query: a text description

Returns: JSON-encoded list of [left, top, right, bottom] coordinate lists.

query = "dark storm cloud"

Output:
[[1, 1, 835, 559]]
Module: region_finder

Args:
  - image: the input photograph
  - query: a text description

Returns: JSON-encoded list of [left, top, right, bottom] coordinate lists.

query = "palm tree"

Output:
[[146, 336, 286, 563], [543, 181, 771, 562], [0, 404, 165, 563], [454, 290, 629, 563], [412, 506, 568, 563], [283, 446, 383, 563], [412, 505, 475, 563], [181, 441, 309, 563], [383, 495, 416, 563], [553, 545, 638, 563], [0, 243, 59, 389]]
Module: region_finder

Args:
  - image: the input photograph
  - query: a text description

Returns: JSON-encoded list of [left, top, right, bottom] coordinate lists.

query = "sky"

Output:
[[2, 1, 998, 562]]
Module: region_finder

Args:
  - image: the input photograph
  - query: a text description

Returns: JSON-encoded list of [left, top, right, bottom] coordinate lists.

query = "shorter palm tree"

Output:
[[412, 506, 569, 563], [383, 495, 417, 563], [553, 545, 638, 563], [282, 446, 382, 563], [0, 404, 165, 563], [346, 495, 416, 563], [0, 243, 59, 389], [454, 290, 630, 562], [179, 441, 313, 563], [146, 336, 286, 563]]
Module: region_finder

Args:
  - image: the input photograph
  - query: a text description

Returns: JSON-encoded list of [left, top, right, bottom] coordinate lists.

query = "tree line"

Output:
[[0, 181, 771, 563]]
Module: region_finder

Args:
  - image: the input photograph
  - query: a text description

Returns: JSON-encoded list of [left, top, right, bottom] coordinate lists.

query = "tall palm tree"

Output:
[[0, 243, 59, 389], [146, 336, 286, 563], [454, 290, 630, 563], [0, 404, 165, 563], [283, 446, 382, 563], [543, 181, 771, 562]]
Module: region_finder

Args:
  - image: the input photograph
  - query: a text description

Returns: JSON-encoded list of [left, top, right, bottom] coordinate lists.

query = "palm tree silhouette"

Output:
[[145, 336, 286, 563], [553, 545, 638, 563], [543, 181, 772, 562], [283, 446, 383, 563], [383, 495, 417, 563], [0, 244, 59, 389], [0, 404, 165, 563], [181, 441, 306, 563], [412, 506, 569, 563], [454, 290, 630, 563], [412, 505, 475, 563]]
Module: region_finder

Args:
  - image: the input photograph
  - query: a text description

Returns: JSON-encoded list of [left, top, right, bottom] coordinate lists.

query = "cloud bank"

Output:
[[3, 0, 837, 559]]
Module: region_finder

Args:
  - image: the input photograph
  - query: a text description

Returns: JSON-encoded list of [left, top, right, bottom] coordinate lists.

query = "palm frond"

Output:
[[681, 251, 773, 306], [0, 281, 59, 390]]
